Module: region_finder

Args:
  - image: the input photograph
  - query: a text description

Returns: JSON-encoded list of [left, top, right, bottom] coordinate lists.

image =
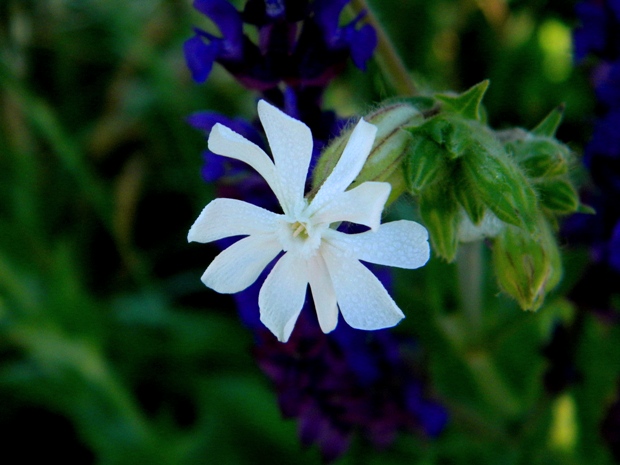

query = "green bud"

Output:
[[312, 102, 423, 203], [419, 183, 460, 261], [536, 178, 579, 214], [459, 125, 539, 234], [492, 217, 562, 311], [507, 138, 569, 178]]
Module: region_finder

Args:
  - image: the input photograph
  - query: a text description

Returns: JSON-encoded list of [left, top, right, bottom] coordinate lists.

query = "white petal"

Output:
[[307, 254, 339, 334], [208, 123, 281, 199], [324, 220, 430, 269], [202, 234, 281, 293], [308, 118, 377, 214], [258, 100, 312, 215], [322, 244, 405, 330], [311, 181, 391, 231], [188, 198, 280, 243], [259, 252, 308, 342]]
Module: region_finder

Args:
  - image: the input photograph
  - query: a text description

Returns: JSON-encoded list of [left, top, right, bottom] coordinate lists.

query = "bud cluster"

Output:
[[313, 80, 588, 312]]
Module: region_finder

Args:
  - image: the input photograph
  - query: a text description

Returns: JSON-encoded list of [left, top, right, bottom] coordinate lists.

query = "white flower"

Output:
[[188, 100, 430, 342]]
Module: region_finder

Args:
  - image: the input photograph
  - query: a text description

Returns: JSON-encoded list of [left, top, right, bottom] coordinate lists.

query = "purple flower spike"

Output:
[[609, 220, 620, 272], [574, 0, 620, 62], [253, 309, 447, 462], [184, 0, 245, 83], [185, 0, 377, 90]]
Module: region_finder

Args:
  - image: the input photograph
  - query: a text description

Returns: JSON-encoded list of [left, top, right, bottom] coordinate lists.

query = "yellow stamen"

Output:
[[292, 222, 306, 238]]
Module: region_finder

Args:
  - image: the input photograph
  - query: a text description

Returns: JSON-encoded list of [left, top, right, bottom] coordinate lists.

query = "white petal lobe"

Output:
[[322, 244, 405, 330], [311, 181, 390, 231], [325, 220, 430, 269], [307, 254, 339, 334], [202, 235, 281, 293], [208, 123, 281, 199], [188, 198, 280, 243], [258, 100, 312, 215], [309, 118, 377, 213], [259, 252, 308, 342]]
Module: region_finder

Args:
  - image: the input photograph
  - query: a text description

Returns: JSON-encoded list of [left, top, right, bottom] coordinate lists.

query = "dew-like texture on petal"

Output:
[[325, 220, 430, 269], [188, 198, 280, 243], [322, 245, 405, 330], [309, 118, 377, 214], [307, 254, 339, 333], [208, 123, 280, 197], [312, 182, 390, 231], [202, 234, 281, 293], [259, 252, 309, 342], [258, 100, 313, 214]]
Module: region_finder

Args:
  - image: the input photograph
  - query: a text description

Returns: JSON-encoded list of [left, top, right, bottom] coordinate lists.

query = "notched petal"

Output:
[[325, 220, 430, 269], [258, 100, 313, 214], [208, 123, 280, 196], [202, 234, 281, 293], [259, 252, 309, 342], [311, 181, 390, 230], [188, 198, 280, 243], [322, 246, 405, 330], [310, 118, 378, 213]]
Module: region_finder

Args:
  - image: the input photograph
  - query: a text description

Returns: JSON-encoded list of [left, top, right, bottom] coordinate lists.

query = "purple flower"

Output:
[[584, 108, 620, 196], [568, 1, 620, 299], [574, 0, 620, 62], [184, 0, 377, 89]]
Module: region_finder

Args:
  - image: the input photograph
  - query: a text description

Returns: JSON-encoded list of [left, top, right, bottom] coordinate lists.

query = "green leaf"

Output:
[[436, 80, 490, 121]]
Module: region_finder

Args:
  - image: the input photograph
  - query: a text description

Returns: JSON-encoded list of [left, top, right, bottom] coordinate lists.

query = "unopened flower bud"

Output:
[[312, 102, 423, 203], [506, 137, 570, 178], [536, 178, 580, 214], [492, 216, 562, 311]]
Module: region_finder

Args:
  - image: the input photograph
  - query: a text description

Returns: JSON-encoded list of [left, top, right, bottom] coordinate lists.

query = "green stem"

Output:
[[348, 0, 418, 96], [457, 240, 483, 339]]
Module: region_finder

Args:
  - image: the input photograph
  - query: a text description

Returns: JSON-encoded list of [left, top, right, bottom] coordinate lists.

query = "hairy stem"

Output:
[[349, 0, 418, 96], [457, 240, 483, 339]]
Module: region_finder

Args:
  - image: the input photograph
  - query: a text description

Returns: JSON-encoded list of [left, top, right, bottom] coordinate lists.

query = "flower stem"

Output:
[[457, 240, 483, 339], [348, 0, 418, 96]]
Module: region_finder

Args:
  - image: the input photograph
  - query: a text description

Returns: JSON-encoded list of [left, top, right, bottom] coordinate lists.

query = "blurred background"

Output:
[[0, 0, 616, 463]]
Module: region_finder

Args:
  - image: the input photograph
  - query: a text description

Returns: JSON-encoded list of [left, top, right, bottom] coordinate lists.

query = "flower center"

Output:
[[277, 215, 325, 259], [291, 221, 309, 239]]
